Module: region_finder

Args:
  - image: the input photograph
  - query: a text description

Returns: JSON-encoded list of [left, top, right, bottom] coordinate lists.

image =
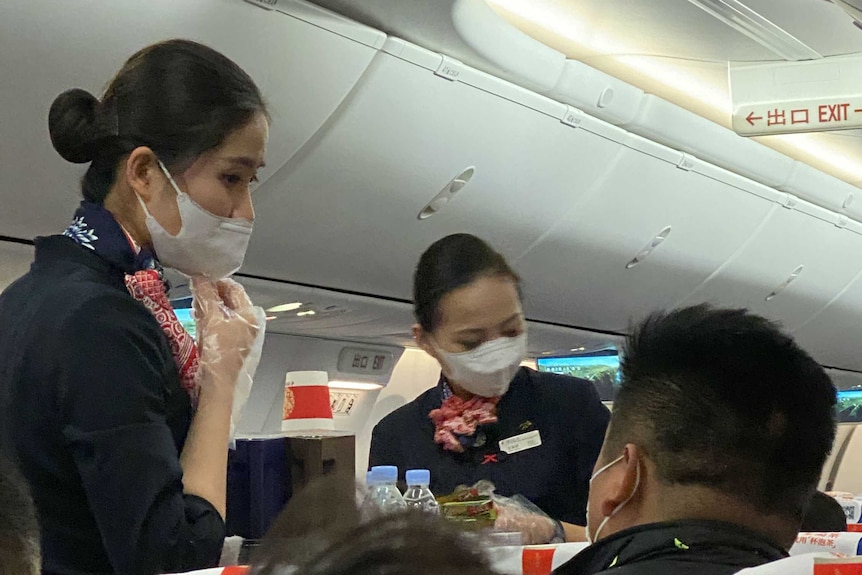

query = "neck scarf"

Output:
[[64, 201, 199, 403], [429, 377, 500, 453]]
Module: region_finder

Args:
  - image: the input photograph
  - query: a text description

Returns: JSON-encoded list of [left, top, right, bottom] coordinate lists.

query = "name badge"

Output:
[[499, 430, 542, 455]]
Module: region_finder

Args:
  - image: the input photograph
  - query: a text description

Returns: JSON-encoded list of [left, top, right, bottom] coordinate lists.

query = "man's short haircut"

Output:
[[606, 304, 837, 520], [800, 492, 847, 532], [0, 451, 40, 575], [250, 475, 495, 575]]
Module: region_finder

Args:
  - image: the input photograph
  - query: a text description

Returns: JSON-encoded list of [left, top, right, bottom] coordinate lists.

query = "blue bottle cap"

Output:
[[375, 465, 399, 482], [406, 469, 431, 485]]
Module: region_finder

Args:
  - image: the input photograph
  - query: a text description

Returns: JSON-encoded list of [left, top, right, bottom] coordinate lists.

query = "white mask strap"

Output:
[[587, 454, 641, 543], [157, 159, 184, 197], [590, 455, 624, 483]]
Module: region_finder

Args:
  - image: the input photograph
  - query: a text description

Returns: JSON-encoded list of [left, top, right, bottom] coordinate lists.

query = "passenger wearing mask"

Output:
[[370, 234, 610, 541], [0, 40, 268, 574], [555, 305, 837, 575]]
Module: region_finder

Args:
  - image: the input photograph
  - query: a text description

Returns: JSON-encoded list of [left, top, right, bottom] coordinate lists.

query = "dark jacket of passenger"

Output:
[[554, 520, 787, 575]]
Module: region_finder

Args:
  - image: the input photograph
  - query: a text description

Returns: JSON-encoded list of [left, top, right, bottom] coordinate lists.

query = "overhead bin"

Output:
[[244, 38, 626, 300], [304, 0, 567, 93], [626, 96, 795, 189], [547, 60, 646, 127], [514, 134, 780, 333], [793, 232, 862, 371], [680, 200, 862, 333], [779, 161, 860, 217], [0, 0, 383, 238]]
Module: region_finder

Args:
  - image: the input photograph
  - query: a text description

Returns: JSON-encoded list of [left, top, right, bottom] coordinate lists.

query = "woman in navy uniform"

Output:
[[0, 40, 267, 574], [370, 234, 610, 541]]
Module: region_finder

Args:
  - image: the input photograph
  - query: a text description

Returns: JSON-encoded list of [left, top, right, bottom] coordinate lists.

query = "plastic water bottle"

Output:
[[359, 468, 381, 520], [356, 470, 374, 507], [369, 465, 407, 514], [403, 469, 440, 515]]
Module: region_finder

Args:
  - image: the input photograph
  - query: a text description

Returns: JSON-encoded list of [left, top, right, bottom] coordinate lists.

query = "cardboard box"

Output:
[[285, 432, 356, 493]]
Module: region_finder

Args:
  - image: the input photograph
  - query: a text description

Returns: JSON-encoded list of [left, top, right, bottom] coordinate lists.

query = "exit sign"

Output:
[[730, 54, 862, 136], [733, 98, 862, 136]]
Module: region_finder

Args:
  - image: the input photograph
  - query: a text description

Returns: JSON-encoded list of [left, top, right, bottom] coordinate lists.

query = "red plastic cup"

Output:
[[522, 546, 557, 575]]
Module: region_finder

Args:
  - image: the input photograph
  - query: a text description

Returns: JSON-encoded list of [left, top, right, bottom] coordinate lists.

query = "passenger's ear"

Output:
[[600, 444, 643, 517]]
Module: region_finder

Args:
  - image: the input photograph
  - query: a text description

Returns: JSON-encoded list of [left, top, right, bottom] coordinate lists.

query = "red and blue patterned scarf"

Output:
[[64, 201, 200, 404]]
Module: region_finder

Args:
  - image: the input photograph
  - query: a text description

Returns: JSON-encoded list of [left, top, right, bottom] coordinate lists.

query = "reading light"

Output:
[[266, 302, 303, 313], [329, 381, 384, 391], [297, 310, 316, 317]]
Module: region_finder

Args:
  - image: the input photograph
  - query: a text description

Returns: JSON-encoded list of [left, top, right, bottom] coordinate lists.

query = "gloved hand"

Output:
[[191, 277, 262, 397], [493, 500, 559, 545]]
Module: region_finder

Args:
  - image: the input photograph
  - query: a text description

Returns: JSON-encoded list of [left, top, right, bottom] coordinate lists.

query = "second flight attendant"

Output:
[[370, 233, 610, 541]]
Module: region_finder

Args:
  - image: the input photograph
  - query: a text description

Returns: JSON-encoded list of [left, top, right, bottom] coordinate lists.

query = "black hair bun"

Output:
[[48, 88, 101, 164]]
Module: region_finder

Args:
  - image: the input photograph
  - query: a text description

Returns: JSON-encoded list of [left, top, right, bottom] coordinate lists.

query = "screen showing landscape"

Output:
[[837, 389, 862, 423], [536, 351, 620, 401]]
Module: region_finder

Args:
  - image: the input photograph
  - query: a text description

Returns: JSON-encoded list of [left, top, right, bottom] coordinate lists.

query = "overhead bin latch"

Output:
[[435, 56, 463, 82], [676, 154, 696, 171], [560, 106, 584, 128], [781, 194, 799, 210], [836, 215, 849, 229]]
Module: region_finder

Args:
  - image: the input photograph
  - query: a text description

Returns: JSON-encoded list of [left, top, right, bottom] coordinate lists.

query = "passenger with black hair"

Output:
[[249, 475, 497, 575], [0, 451, 40, 575], [257, 512, 498, 575], [370, 233, 610, 542], [0, 40, 268, 574], [800, 492, 847, 532], [555, 305, 838, 575]]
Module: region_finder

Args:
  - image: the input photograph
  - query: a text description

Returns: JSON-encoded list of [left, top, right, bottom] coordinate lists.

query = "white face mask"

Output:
[[586, 454, 641, 544], [137, 160, 254, 279], [435, 333, 527, 398]]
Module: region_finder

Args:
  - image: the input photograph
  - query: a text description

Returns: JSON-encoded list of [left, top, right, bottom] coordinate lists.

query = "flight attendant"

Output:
[[0, 40, 268, 574], [370, 234, 610, 541]]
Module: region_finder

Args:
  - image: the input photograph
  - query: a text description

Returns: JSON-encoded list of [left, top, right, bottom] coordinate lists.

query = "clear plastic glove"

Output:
[[191, 277, 266, 445], [493, 495, 560, 545], [470, 480, 564, 545]]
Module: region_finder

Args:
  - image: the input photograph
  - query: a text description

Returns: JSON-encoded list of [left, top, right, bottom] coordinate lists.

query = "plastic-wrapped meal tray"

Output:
[[438, 486, 497, 530], [439, 499, 497, 530]]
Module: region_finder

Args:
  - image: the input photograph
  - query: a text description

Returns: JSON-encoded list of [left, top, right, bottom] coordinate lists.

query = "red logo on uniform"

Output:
[[482, 454, 498, 465]]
